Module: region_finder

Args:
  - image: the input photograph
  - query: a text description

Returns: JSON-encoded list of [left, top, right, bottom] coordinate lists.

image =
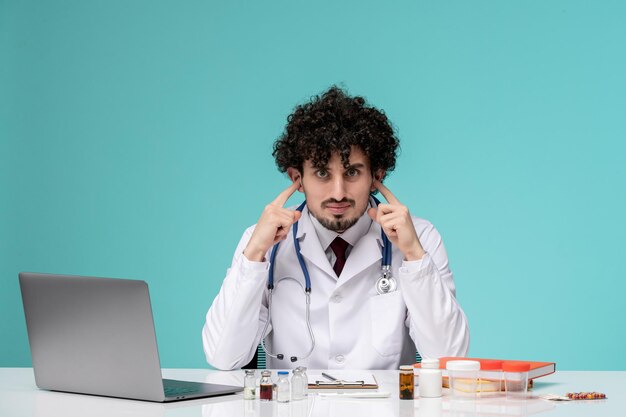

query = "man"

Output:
[[203, 86, 469, 370]]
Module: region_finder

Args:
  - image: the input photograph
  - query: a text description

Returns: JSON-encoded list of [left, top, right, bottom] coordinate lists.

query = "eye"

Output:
[[346, 168, 359, 177], [315, 169, 328, 178]]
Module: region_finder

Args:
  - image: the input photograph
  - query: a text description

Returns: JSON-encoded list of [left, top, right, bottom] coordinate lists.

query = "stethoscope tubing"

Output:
[[261, 196, 392, 362]]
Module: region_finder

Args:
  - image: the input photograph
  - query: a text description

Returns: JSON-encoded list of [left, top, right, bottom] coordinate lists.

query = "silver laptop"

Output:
[[19, 272, 242, 402]]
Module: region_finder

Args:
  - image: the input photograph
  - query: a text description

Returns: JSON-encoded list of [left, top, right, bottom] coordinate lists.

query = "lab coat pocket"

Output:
[[369, 291, 405, 357]]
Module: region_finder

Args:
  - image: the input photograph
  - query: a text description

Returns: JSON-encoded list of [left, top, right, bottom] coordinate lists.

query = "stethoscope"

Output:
[[260, 196, 395, 363]]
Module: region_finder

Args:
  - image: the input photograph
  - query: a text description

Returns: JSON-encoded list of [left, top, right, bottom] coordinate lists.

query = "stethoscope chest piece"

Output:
[[376, 266, 397, 295]]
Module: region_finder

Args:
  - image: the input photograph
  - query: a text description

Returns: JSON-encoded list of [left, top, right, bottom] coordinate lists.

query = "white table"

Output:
[[1, 368, 623, 417]]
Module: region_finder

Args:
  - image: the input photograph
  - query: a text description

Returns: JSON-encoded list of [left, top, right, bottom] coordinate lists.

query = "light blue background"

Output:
[[1, 1, 625, 370]]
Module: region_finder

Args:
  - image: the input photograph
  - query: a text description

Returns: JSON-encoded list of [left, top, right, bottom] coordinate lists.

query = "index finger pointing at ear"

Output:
[[373, 180, 401, 205], [271, 181, 300, 207]]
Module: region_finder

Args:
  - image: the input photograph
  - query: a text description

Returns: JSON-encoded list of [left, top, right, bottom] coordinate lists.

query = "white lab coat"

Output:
[[202, 203, 470, 370]]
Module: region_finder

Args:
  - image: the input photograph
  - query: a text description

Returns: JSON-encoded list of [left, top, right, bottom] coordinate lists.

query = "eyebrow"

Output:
[[345, 163, 366, 170], [313, 163, 367, 171], [309, 162, 365, 171]]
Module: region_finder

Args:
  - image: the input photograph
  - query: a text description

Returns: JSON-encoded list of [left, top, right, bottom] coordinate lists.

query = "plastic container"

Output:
[[478, 360, 503, 397], [446, 360, 480, 399], [291, 367, 306, 401], [503, 362, 530, 397], [399, 365, 414, 399], [276, 371, 290, 403], [419, 358, 442, 398], [243, 369, 256, 400], [259, 370, 273, 401]]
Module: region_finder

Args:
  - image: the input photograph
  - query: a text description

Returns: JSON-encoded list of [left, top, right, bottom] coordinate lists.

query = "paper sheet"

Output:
[[308, 372, 377, 386]]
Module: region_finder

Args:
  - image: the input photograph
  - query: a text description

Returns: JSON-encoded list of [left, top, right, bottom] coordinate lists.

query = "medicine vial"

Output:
[[299, 367, 309, 397], [276, 371, 290, 403], [291, 367, 306, 401], [399, 365, 414, 399], [259, 371, 273, 401], [243, 369, 256, 400], [419, 358, 442, 398]]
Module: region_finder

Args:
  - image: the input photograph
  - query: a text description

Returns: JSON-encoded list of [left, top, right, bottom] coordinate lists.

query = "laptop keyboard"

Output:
[[163, 379, 201, 397], [164, 386, 199, 396]]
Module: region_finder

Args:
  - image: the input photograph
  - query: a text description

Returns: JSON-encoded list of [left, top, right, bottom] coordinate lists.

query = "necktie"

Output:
[[330, 237, 349, 277]]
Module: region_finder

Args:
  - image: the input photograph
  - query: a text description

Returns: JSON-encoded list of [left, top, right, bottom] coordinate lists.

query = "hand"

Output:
[[243, 182, 302, 262], [367, 180, 425, 261]]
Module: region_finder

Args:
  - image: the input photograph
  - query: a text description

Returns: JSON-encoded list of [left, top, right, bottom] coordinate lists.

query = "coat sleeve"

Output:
[[202, 225, 271, 370], [398, 219, 470, 358]]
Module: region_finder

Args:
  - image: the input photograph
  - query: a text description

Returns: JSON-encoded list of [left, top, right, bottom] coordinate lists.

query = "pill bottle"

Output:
[[399, 365, 414, 399], [243, 369, 256, 400], [419, 358, 442, 398], [446, 360, 480, 399], [291, 368, 306, 401], [503, 362, 530, 398], [259, 370, 273, 401], [276, 371, 290, 403], [478, 359, 503, 397]]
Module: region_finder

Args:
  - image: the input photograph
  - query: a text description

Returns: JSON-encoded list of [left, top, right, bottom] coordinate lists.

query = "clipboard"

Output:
[[307, 372, 379, 390]]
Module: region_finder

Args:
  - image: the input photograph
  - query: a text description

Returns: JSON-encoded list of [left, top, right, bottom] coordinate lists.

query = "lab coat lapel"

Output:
[[336, 221, 384, 289], [296, 208, 337, 279]]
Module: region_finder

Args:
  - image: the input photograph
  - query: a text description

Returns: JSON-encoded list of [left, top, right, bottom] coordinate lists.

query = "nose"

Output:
[[329, 176, 348, 201]]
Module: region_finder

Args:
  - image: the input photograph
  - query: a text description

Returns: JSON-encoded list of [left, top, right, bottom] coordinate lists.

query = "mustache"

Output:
[[321, 198, 356, 208]]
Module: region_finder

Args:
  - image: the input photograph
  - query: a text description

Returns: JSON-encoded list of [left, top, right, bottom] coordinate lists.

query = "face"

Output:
[[289, 147, 380, 233]]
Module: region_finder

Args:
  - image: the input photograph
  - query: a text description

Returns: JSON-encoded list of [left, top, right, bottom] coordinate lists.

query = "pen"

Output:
[[321, 372, 338, 381]]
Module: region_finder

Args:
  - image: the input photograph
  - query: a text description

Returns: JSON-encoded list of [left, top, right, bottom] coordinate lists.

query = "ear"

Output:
[[287, 167, 304, 192], [371, 169, 386, 191]]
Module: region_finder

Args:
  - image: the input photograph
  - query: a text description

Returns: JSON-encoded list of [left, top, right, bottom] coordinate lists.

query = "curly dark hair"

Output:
[[273, 86, 400, 177]]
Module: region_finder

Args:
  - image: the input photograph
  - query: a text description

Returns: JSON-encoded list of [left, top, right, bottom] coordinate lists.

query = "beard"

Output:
[[310, 198, 366, 233], [315, 215, 360, 233]]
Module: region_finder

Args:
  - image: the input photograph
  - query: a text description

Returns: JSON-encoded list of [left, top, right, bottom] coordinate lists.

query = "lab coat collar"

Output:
[[307, 204, 373, 251], [295, 198, 385, 286], [335, 214, 384, 289], [295, 206, 337, 280]]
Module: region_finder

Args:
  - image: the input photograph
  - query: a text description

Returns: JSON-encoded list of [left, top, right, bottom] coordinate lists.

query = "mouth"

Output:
[[324, 202, 353, 215]]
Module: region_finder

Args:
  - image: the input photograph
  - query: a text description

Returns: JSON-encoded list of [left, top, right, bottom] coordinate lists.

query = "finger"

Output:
[[373, 180, 400, 205], [376, 203, 395, 216], [379, 213, 408, 230], [274, 213, 297, 230], [273, 210, 301, 231], [367, 207, 377, 222], [371, 207, 395, 235], [275, 229, 289, 241], [380, 220, 398, 233], [381, 223, 398, 237], [271, 181, 300, 207], [282, 209, 301, 225]]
